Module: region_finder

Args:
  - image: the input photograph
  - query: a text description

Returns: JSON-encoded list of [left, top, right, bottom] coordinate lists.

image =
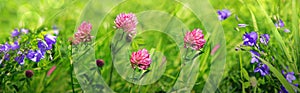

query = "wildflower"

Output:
[[250, 50, 260, 63], [44, 34, 57, 50], [15, 54, 25, 65], [38, 40, 49, 51], [282, 70, 296, 83], [114, 13, 138, 33], [275, 19, 285, 28], [280, 84, 298, 93], [26, 50, 44, 62], [11, 29, 20, 37], [0, 43, 11, 53], [260, 34, 270, 45], [72, 21, 93, 45], [21, 28, 29, 34], [96, 59, 104, 67], [217, 9, 231, 21], [243, 31, 258, 46], [284, 29, 290, 33], [184, 29, 206, 50], [238, 24, 248, 28], [78, 21, 92, 33], [53, 26, 59, 35], [4, 54, 10, 61], [25, 70, 33, 78], [130, 49, 152, 70], [254, 63, 270, 76], [11, 41, 20, 50], [44, 34, 57, 45]]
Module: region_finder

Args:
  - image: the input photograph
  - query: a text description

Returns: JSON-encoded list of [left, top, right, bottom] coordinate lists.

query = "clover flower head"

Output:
[[184, 29, 206, 50], [72, 21, 93, 45], [96, 59, 105, 67], [115, 13, 138, 33], [130, 49, 152, 70], [25, 70, 33, 78]]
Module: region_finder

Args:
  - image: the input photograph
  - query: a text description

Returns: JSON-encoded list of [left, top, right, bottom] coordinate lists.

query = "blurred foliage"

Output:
[[0, 0, 299, 92]]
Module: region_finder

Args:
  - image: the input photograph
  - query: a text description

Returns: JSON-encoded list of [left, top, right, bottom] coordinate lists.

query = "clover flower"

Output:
[[217, 9, 231, 21], [115, 13, 138, 33], [72, 21, 93, 45], [130, 49, 152, 70], [243, 31, 258, 46], [184, 29, 206, 50], [96, 59, 104, 67], [25, 70, 33, 78]]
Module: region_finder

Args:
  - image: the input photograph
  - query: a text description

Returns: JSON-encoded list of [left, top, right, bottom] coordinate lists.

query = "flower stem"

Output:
[[129, 69, 136, 93], [109, 31, 125, 86], [70, 62, 75, 93], [70, 44, 75, 93]]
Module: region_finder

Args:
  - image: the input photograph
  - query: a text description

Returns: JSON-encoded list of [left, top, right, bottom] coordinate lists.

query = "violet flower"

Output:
[[243, 31, 258, 46], [250, 50, 260, 63], [217, 9, 231, 21], [260, 34, 270, 45], [254, 63, 270, 76], [11, 29, 20, 37], [11, 41, 20, 50]]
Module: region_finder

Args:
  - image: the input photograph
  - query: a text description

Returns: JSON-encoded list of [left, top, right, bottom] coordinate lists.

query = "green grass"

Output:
[[0, 0, 299, 92]]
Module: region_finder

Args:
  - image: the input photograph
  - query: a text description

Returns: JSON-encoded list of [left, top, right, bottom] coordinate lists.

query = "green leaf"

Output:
[[241, 68, 250, 81]]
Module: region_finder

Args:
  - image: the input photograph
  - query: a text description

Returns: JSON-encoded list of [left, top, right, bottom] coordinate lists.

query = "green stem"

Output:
[[239, 51, 243, 80], [70, 44, 75, 93], [109, 31, 125, 86], [70, 62, 75, 93], [129, 69, 136, 93]]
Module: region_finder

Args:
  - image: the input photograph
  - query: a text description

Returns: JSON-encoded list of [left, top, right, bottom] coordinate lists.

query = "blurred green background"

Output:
[[0, 0, 299, 92]]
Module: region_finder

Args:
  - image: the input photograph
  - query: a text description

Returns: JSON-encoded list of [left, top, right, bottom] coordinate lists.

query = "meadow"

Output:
[[0, 0, 299, 93]]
